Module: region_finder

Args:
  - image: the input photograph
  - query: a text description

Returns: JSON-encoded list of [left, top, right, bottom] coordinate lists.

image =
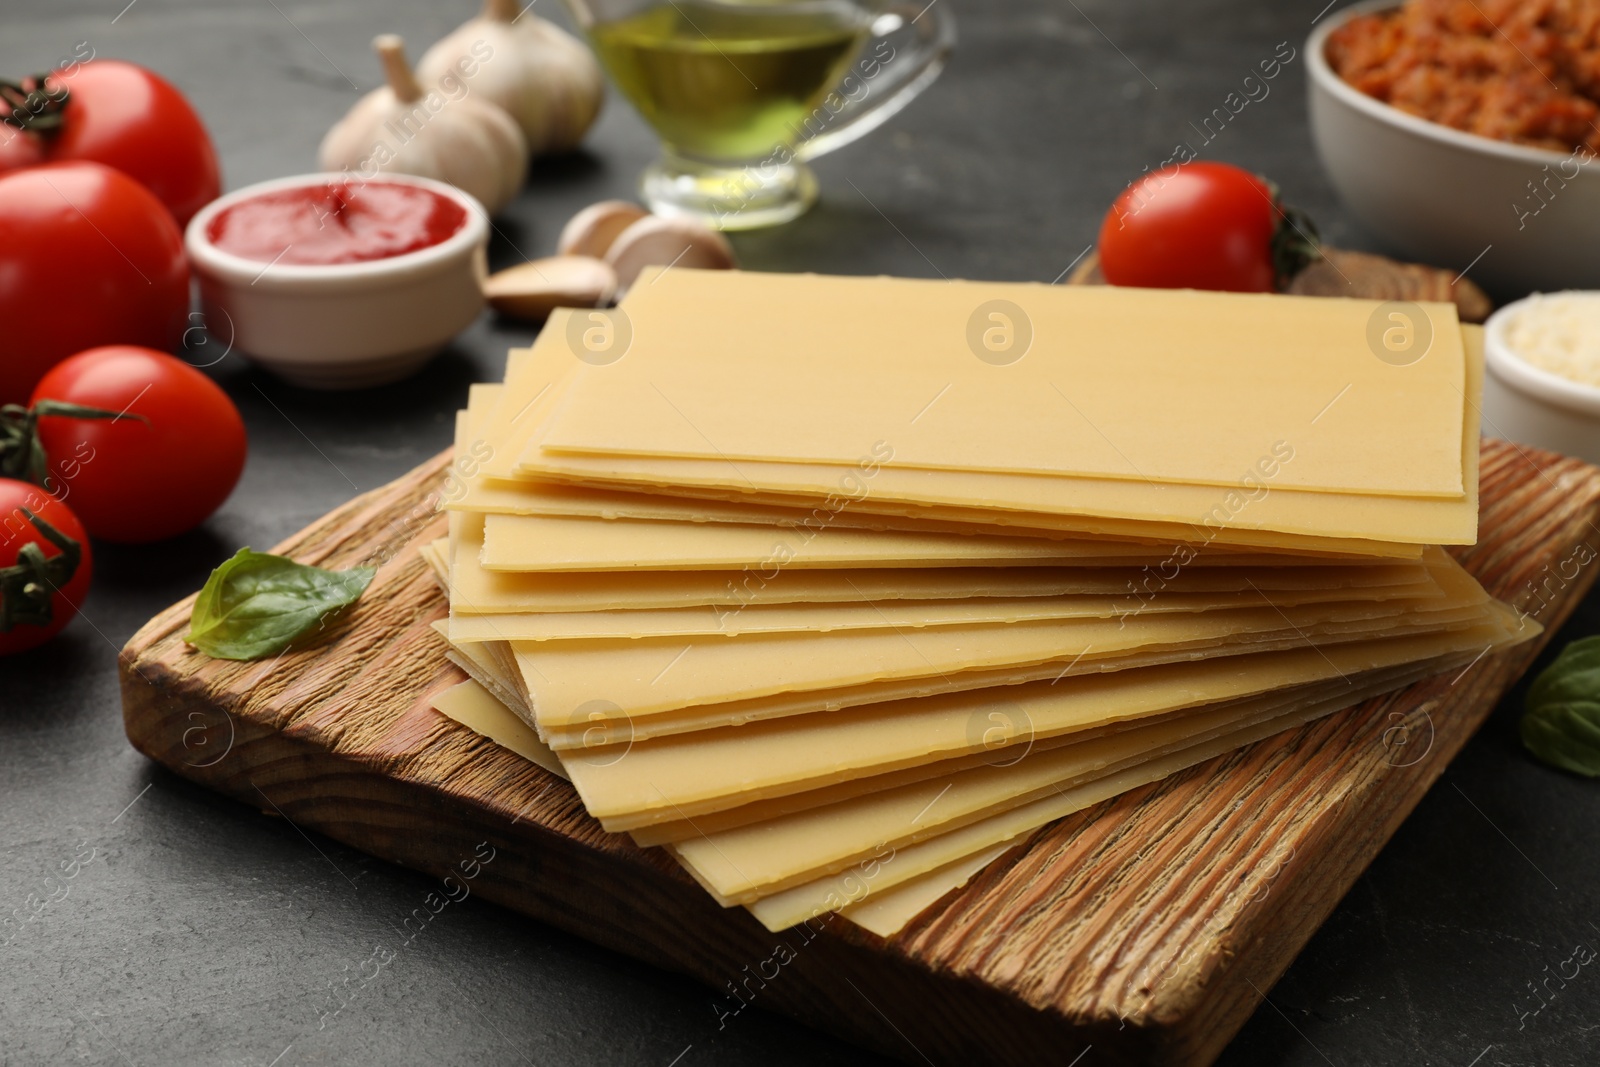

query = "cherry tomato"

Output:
[[32, 346, 247, 544], [1098, 162, 1281, 293], [0, 478, 92, 655], [0, 59, 221, 227], [0, 161, 189, 406], [0, 130, 41, 170]]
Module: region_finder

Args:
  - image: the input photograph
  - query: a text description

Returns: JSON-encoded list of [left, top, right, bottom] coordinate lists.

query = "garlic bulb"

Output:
[[416, 0, 605, 156], [318, 35, 527, 215]]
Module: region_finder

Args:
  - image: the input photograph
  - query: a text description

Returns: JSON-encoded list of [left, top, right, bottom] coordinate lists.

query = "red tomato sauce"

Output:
[[205, 180, 467, 265]]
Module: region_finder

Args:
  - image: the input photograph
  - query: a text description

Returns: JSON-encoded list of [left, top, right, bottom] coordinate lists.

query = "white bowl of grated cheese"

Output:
[[1483, 292, 1600, 465]]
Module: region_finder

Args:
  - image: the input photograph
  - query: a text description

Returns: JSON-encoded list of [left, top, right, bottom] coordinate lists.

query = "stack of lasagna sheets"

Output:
[[423, 269, 1533, 936]]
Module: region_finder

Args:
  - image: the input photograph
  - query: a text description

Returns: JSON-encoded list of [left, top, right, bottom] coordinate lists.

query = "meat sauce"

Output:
[[1329, 0, 1600, 154]]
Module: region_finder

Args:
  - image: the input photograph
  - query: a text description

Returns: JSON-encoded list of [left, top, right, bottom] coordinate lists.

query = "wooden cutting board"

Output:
[[119, 437, 1600, 1067], [1068, 249, 1495, 323]]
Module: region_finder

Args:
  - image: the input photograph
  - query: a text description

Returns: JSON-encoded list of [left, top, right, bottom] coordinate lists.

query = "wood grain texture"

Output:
[[119, 439, 1600, 1067], [1067, 248, 1494, 323]]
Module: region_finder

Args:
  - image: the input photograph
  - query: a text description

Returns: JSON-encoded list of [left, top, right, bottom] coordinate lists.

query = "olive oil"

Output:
[[590, 2, 867, 162]]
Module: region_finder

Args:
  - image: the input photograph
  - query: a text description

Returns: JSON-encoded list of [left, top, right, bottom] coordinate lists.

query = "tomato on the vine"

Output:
[[0, 478, 91, 655], [0, 59, 221, 227], [1098, 161, 1316, 293], [31, 346, 247, 544], [0, 161, 190, 406]]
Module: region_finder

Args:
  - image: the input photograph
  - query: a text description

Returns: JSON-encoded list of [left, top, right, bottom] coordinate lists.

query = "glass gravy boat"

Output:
[[563, 0, 955, 229]]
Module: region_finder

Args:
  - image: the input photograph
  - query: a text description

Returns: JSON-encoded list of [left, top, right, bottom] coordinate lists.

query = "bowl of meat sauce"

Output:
[[1308, 0, 1600, 295], [186, 173, 488, 388]]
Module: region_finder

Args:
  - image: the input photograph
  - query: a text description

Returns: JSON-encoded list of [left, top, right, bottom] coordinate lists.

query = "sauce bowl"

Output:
[[1307, 0, 1600, 295], [185, 172, 488, 389]]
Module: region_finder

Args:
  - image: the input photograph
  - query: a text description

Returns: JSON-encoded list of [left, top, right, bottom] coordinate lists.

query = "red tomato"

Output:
[[32, 346, 247, 544], [1098, 162, 1281, 292], [0, 131, 38, 166], [0, 161, 189, 406], [0, 478, 92, 655], [0, 60, 221, 227]]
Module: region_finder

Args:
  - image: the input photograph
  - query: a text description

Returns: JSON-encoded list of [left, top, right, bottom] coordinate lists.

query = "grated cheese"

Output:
[[1503, 292, 1600, 388]]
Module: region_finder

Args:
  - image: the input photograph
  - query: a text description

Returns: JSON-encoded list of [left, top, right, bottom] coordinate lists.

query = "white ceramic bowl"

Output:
[[1481, 294, 1600, 464], [1308, 0, 1600, 294], [186, 173, 488, 389]]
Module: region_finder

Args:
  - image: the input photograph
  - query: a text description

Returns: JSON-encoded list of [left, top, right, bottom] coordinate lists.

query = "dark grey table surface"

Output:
[[3, 1, 1597, 1065]]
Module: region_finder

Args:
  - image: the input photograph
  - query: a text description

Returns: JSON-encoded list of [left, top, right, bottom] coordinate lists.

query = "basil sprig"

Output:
[[1521, 635, 1600, 777], [185, 549, 375, 661]]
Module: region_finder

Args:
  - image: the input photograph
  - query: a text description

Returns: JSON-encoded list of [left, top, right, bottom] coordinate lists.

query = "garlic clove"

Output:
[[483, 255, 618, 322], [557, 200, 651, 259], [605, 216, 738, 292]]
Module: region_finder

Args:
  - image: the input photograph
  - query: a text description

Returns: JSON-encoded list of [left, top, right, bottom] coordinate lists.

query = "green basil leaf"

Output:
[[1520, 635, 1600, 777], [185, 548, 375, 661]]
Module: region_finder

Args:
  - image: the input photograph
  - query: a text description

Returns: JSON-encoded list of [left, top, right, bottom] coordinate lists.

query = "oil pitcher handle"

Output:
[[793, 3, 956, 162]]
